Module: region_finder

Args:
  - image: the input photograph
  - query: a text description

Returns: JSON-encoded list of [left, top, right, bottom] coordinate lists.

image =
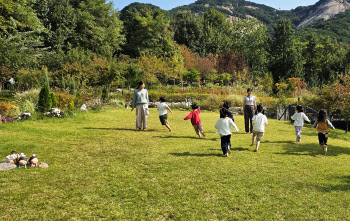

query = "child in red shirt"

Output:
[[184, 103, 206, 137]]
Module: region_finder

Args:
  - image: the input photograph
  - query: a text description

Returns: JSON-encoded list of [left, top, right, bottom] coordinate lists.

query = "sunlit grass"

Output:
[[0, 107, 349, 220]]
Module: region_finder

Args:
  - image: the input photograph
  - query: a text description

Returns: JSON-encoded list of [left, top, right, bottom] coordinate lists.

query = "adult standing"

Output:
[[243, 88, 256, 134], [131, 81, 149, 130]]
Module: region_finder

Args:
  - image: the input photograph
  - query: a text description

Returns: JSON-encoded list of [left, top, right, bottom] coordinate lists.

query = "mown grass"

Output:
[[0, 107, 350, 220]]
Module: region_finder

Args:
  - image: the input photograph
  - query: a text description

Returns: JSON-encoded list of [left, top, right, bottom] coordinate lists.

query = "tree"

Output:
[[174, 11, 203, 53], [101, 85, 109, 102], [123, 7, 174, 58], [303, 33, 321, 87], [38, 84, 51, 112], [183, 69, 200, 85], [269, 19, 299, 83]]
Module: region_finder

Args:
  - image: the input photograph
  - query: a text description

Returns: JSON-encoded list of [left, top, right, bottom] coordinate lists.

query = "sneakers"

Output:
[[323, 146, 327, 155]]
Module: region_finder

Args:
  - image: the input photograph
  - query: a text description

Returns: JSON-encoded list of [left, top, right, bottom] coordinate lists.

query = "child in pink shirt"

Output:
[[184, 103, 206, 137]]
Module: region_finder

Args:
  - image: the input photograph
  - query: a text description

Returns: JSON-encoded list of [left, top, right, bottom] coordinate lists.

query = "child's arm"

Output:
[[230, 120, 239, 132], [327, 120, 335, 130], [303, 113, 311, 123], [265, 117, 268, 126], [198, 107, 201, 114], [184, 112, 192, 120], [166, 106, 173, 114], [291, 113, 297, 120]]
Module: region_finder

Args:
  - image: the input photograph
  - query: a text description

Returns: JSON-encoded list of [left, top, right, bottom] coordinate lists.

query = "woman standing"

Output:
[[131, 81, 149, 130], [243, 88, 256, 134]]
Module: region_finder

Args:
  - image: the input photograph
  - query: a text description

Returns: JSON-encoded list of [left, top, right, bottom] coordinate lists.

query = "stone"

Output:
[[39, 162, 49, 168], [0, 163, 17, 171]]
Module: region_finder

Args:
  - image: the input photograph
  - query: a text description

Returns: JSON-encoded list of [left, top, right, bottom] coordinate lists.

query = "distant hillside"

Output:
[[120, 0, 350, 44]]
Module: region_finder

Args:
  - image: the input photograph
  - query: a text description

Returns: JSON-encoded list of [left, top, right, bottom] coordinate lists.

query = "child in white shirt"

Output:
[[215, 108, 239, 157], [250, 104, 268, 152], [291, 105, 310, 142], [157, 97, 173, 132]]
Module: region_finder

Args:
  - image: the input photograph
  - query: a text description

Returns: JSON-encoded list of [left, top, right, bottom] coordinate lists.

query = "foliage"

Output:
[[68, 100, 75, 110], [123, 7, 175, 57], [69, 77, 76, 95], [18, 99, 36, 114], [50, 93, 58, 108], [38, 84, 51, 112], [55, 92, 76, 109], [0, 101, 20, 117], [183, 69, 201, 84], [255, 72, 274, 93], [14, 89, 40, 107], [101, 85, 109, 102], [15, 68, 44, 91]]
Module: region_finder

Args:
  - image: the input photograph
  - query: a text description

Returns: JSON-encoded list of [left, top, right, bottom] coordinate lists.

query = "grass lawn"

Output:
[[1, 107, 350, 220]]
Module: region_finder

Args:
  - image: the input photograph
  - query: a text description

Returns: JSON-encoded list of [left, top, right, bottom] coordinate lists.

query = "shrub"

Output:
[[50, 93, 58, 108], [68, 101, 75, 110], [101, 85, 109, 102], [61, 76, 66, 90], [55, 92, 76, 109], [38, 84, 51, 112], [14, 89, 40, 106], [69, 77, 76, 94], [19, 99, 36, 114], [0, 101, 20, 117], [15, 68, 44, 91]]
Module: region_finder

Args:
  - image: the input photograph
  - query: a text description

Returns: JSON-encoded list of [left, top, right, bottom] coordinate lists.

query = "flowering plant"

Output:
[[1, 117, 6, 123]]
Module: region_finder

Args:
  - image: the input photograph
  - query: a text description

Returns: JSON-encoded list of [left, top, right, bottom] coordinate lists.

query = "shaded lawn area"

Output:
[[0, 107, 350, 220]]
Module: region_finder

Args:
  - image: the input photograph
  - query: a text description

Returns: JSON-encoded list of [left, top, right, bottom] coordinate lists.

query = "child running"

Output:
[[313, 109, 335, 155], [291, 105, 310, 142], [157, 96, 173, 132], [184, 103, 205, 137], [250, 104, 268, 152], [215, 108, 239, 157]]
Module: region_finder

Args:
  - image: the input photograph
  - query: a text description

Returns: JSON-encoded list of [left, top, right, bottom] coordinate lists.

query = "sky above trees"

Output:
[[111, 0, 319, 11]]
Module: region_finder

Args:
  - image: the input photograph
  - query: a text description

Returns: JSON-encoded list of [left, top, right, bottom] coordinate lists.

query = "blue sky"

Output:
[[111, 0, 319, 11]]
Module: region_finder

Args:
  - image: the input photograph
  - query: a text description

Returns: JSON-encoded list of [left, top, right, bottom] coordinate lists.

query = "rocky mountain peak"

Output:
[[297, 0, 350, 29]]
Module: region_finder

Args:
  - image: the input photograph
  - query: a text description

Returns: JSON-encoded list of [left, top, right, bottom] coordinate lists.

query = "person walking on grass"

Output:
[[313, 109, 335, 155], [215, 108, 239, 157], [243, 88, 256, 134], [184, 103, 205, 138], [157, 96, 173, 132], [291, 105, 311, 143], [250, 104, 268, 152], [131, 81, 149, 130]]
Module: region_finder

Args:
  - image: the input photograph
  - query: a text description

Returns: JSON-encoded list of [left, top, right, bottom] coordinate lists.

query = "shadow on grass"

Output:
[[231, 147, 250, 151], [274, 141, 350, 157], [170, 152, 223, 157], [153, 135, 217, 141], [296, 176, 350, 192], [83, 127, 155, 132]]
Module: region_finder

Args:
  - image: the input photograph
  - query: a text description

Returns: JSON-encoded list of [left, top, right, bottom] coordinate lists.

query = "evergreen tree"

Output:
[[101, 85, 109, 102], [61, 76, 66, 90], [269, 19, 298, 83], [50, 92, 57, 108], [38, 84, 51, 112], [69, 77, 76, 94]]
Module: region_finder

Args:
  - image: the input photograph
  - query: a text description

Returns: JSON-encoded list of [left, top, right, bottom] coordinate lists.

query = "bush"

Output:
[[38, 84, 51, 112], [0, 101, 20, 117], [15, 68, 45, 91], [14, 89, 40, 106], [50, 93, 58, 108], [101, 85, 109, 102], [68, 101, 75, 110], [55, 92, 76, 109], [19, 99, 36, 114]]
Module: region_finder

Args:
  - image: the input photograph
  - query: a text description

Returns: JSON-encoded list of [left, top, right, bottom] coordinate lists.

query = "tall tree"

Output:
[[174, 11, 203, 53], [123, 7, 174, 58], [269, 19, 298, 83]]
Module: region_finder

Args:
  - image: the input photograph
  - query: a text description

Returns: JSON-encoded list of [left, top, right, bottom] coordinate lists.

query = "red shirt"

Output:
[[184, 108, 202, 125]]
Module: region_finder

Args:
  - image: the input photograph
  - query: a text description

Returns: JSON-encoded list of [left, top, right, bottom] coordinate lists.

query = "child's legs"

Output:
[[198, 123, 205, 136], [193, 125, 200, 135], [255, 132, 264, 150], [221, 135, 230, 155], [295, 126, 303, 141]]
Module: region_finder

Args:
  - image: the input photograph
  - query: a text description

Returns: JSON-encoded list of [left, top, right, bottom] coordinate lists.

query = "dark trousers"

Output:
[[244, 105, 254, 133], [221, 135, 231, 155]]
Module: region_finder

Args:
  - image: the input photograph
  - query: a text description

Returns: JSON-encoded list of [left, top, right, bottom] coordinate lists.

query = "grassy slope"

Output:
[[0, 107, 350, 220]]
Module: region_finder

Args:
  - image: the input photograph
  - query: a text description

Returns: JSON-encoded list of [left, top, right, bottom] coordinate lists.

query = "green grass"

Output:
[[1, 107, 350, 220]]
